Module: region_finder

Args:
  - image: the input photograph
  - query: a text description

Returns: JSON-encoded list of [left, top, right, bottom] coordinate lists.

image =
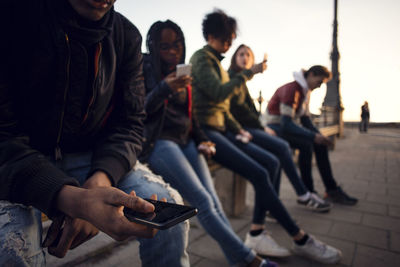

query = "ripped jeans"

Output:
[[0, 152, 189, 267]]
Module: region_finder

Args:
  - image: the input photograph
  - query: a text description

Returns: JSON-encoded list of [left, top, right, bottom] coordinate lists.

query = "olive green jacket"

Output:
[[190, 45, 253, 134], [228, 69, 264, 130]]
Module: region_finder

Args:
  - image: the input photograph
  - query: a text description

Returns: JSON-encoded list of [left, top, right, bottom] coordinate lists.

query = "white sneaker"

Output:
[[292, 235, 342, 264], [244, 230, 291, 257]]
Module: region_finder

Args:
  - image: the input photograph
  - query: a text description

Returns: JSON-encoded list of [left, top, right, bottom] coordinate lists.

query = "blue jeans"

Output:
[[204, 129, 300, 236], [0, 152, 189, 267], [246, 128, 308, 196], [268, 124, 338, 192], [147, 139, 256, 266]]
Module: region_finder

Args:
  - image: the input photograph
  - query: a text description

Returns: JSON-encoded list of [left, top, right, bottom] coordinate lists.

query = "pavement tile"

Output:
[[387, 170, 400, 180], [189, 218, 207, 243], [362, 213, 400, 232], [339, 201, 387, 216], [388, 188, 400, 197], [353, 244, 400, 267], [312, 207, 362, 224], [366, 193, 400, 207], [271, 256, 312, 267], [188, 234, 227, 263], [288, 212, 333, 235], [387, 177, 400, 185], [229, 212, 254, 232], [329, 222, 388, 249], [76, 240, 141, 267], [192, 258, 226, 267], [354, 175, 386, 183], [390, 231, 400, 253], [388, 206, 400, 218]]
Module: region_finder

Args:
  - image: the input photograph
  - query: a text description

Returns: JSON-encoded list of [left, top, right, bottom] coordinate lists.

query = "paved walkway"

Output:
[[46, 126, 400, 267]]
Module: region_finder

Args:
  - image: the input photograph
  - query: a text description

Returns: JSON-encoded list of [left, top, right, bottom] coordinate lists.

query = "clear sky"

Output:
[[115, 0, 400, 122]]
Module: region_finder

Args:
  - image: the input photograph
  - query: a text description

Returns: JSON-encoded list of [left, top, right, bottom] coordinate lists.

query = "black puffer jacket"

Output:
[[0, 0, 145, 217], [140, 54, 208, 160]]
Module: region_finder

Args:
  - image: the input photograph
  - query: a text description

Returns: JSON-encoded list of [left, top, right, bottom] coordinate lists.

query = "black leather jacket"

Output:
[[0, 0, 145, 217]]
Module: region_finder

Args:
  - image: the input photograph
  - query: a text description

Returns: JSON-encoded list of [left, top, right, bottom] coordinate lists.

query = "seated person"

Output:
[[229, 44, 331, 213], [141, 19, 276, 267], [190, 9, 342, 264], [266, 65, 358, 205], [0, 1, 189, 266]]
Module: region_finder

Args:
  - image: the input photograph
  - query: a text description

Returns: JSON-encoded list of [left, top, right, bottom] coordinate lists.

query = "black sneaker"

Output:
[[324, 186, 358, 205], [297, 193, 332, 213]]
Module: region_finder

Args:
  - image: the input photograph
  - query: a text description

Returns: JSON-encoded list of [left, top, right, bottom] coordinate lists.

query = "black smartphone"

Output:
[[124, 199, 198, 230]]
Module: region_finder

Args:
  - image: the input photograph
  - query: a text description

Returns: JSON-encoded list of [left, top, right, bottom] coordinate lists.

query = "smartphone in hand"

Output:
[[176, 63, 192, 77], [124, 199, 198, 230]]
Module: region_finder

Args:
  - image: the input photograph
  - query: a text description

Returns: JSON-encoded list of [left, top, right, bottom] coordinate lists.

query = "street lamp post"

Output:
[[323, 0, 344, 136]]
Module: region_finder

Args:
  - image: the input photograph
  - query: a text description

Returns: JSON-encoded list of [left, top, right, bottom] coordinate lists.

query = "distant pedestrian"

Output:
[[360, 101, 370, 132]]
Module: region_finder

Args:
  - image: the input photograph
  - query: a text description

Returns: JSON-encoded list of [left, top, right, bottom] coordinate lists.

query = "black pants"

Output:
[[204, 128, 300, 236], [360, 118, 369, 132], [269, 125, 338, 193]]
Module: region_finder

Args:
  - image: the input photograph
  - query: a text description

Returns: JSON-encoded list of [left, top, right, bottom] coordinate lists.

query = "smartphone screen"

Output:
[[124, 199, 197, 230], [176, 63, 192, 77]]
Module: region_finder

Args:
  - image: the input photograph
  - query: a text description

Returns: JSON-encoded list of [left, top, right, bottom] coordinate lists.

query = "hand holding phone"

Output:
[[124, 199, 198, 230], [176, 63, 192, 77], [164, 71, 192, 93]]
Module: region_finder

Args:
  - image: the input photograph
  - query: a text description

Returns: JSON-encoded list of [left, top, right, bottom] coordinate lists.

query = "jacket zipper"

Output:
[[81, 43, 102, 125], [55, 33, 71, 161]]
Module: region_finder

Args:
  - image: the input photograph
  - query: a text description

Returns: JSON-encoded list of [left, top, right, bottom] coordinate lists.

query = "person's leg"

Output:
[[59, 152, 190, 267], [225, 132, 281, 189], [0, 152, 92, 267], [147, 139, 255, 265], [313, 143, 338, 191], [361, 118, 369, 132], [117, 163, 189, 267], [206, 130, 342, 263], [204, 129, 299, 236], [310, 145, 358, 206], [0, 202, 44, 267], [249, 128, 332, 213], [281, 134, 315, 193], [247, 128, 308, 196], [181, 140, 230, 226]]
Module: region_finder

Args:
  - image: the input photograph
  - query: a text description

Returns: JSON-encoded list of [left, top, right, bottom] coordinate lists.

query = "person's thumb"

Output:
[[109, 189, 154, 213], [42, 215, 64, 247]]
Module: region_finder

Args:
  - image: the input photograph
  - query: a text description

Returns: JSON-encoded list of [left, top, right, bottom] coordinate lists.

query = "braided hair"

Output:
[[146, 20, 186, 82]]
